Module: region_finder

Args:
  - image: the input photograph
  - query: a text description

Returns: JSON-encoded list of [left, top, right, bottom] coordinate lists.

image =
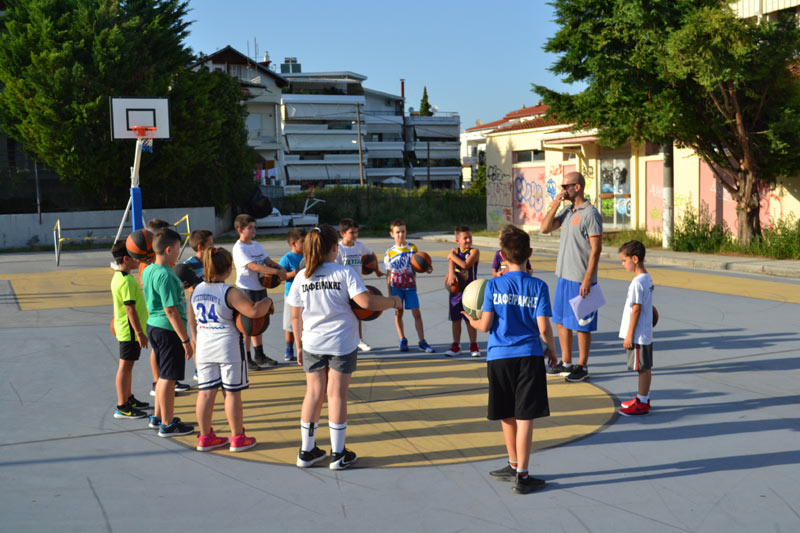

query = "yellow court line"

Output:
[[171, 359, 615, 467], [426, 249, 800, 305]]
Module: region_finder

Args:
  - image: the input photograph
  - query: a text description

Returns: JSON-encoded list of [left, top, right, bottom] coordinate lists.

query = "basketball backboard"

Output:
[[109, 97, 170, 140]]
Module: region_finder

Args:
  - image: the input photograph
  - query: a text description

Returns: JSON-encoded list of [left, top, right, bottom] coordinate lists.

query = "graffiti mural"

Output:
[[486, 165, 512, 228], [512, 167, 547, 226]]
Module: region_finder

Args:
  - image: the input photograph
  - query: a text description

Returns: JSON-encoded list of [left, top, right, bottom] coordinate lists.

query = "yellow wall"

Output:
[[486, 127, 800, 236]]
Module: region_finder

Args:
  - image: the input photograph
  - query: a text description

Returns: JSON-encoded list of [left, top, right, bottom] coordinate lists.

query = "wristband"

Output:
[[181, 338, 191, 344]]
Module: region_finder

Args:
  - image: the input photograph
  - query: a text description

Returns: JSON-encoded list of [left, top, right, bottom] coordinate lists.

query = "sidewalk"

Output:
[[420, 232, 800, 279]]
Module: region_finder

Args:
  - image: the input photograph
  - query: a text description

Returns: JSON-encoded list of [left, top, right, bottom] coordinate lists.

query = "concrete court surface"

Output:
[[1, 237, 799, 532]]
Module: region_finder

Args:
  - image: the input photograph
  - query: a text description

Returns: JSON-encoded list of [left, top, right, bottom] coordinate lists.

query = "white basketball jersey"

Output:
[[192, 282, 242, 364]]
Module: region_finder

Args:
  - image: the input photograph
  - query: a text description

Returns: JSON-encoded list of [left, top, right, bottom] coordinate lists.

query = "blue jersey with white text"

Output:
[[482, 271, 551, 361]]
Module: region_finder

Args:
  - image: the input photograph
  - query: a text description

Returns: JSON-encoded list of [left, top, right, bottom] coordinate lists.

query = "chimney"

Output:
[[400, 78, 405, 100], [259, 51, 271, 68]]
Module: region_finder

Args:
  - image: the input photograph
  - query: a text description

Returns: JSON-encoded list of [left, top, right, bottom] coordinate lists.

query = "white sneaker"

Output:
[[357, 339, 372, 352], [471, 349, 481, 358]]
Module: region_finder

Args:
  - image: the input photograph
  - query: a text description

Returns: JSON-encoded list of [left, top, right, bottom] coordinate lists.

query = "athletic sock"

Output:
[[300, 421, 318, 452], [516, 468, 529, 479], [285, 342, 293, 355], [509, 460, 518, 469], [116, 403, 128, 411], [638, 394, 650, 403], [246, 350, 254, 362], [254, 345, 265, 358], [561, 361, 573, 369], [329, 421, 347, 454]]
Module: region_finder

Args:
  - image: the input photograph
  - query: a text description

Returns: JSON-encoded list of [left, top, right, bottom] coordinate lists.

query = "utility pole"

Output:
[[662, 140, 674, 248], [356, 103, 365, 186], [426, 140, 431, 188]]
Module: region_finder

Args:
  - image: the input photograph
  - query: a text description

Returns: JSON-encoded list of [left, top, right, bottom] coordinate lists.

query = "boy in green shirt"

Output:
[[142, 229, 194, 437], [110, 241, 150, 419]]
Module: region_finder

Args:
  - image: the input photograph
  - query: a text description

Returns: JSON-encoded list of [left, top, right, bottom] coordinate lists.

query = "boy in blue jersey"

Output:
[[184, 230, 214, 283], [464, 225, 556, 494], [279, 228, 306, 361]]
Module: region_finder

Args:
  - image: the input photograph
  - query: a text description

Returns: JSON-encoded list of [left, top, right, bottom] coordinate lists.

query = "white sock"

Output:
[[300, 421, 317, 452], [329, 421, 347, 454], [637, 394, 649, 403], [561, 361, 573, 368]]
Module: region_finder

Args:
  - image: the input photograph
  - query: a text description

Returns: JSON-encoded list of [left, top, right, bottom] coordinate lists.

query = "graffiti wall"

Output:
[[699, 162, 783, 232], [512, 167, 547, 226], [645, 160, 663, 233], [486, 164, 513, 230]]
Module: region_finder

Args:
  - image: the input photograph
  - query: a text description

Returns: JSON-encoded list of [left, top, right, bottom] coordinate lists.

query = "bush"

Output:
[[603, 229, 662, 250], [738, 216, 800, 259], [671, 204, 731, 253], [273, 186, 486, 233]]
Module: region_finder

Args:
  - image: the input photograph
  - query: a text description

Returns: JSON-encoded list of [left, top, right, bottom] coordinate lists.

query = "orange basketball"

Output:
[[446, 271, 466, 294], [235, 312, 270, 336], [410, 252, 432, 273], [126, 229, 154, 261], [259, 273, 281, 289], [349, 285, 383, 321], [653, 305, 659, 327], [361, 253, 378, 275]]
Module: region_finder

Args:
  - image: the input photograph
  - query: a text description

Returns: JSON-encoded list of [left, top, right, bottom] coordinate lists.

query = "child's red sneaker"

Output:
[[230, 430, 257, 452], [619, 398, 651, 416], [196, 430, 229, 452]]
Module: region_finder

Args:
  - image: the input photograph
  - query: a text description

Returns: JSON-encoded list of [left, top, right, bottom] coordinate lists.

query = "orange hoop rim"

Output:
[[130, 126, 157, 139]]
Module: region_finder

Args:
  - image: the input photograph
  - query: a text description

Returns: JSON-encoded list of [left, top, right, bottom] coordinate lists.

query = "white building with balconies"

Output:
[[406, 112, 462, 188], [190, 46, 288, 185]]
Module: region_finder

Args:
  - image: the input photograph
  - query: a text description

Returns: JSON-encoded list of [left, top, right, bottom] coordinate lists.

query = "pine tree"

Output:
[[419, 86, 433, 116]]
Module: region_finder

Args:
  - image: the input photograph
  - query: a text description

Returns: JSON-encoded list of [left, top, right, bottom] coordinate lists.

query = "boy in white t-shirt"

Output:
[[617, 240, 655, 416], [336, 218, 384, 352], [232, 214, 287, 370]]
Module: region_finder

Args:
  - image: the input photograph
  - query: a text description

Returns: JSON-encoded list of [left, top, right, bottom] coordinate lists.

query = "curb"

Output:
[[418, 234, 800, 280]]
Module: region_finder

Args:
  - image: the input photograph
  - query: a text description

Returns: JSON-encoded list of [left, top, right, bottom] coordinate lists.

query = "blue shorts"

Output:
[[552, 278, 598, 332], [390, 287, 420, 310]]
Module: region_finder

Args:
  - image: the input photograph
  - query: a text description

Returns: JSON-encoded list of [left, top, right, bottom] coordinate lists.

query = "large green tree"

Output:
[[0, 0, 253, 212], [534, 1, 800, 243]]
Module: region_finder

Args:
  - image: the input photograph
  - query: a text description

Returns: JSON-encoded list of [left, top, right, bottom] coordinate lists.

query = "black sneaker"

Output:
[[174, 381, 191, 393], [489, 464, 517, 482], [114, 404, 147, 419], [247, 359, 266, 371], [296, 446, 327, 468], [158, 417, 194, 437], [512, 474, 546, 494], [565, 365, 589, 382], [128, 394, 150, 409], [547, 361, 573, 376], [329, 448, 358, 470]]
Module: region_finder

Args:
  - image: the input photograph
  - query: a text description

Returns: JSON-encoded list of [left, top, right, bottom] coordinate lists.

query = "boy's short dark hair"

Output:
[[147, 218, 170, 233], [389, 218, 406, 231], [287, 228, 306, 243], [339, 218, 358, 232], [619, 240, 646, 262], [454, 225, 471, 237], [499, 225, 531, 266], [234, 214, 255, 230], [111, 240, 130, 264], [153, 228, 181, 255], [188, 229, 213, 251]]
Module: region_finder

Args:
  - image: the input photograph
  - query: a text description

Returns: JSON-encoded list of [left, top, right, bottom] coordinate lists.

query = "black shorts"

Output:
[[244, 288, 267, 303], [487, 356, 550, 421], [147, 325, 185, 381], [119, 341, 141, 361]]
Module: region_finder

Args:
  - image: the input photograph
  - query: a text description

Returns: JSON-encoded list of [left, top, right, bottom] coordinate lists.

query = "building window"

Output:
[[512, 150, 544, 163]]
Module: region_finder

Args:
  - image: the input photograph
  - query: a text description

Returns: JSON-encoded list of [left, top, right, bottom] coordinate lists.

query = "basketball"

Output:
[[410, 252, 432, 273], [259, 273, 282, 289], [653, 305, 659, 327], [349, 285, 383, 321], [235, 312, 270, 336], [462, 278, 488, 320], [173, 263, 197, 288], [126, 229, 154, 261], [446, 271, 466, 294], [361, 253, 378, 275]]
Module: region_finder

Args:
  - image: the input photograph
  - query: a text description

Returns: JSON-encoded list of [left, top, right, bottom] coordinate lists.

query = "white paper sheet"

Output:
[[569, 285, 606, 325]]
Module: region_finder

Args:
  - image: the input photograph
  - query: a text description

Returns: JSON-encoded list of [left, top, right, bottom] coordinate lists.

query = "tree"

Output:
[[0, 0, 254, 213], [419, 86, 433, 116], [534, 1, 800, 244], [464, 163, 486, 196]]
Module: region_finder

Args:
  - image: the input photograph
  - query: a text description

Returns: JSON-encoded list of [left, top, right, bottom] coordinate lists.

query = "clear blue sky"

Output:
[[184, 0, 580, 129]]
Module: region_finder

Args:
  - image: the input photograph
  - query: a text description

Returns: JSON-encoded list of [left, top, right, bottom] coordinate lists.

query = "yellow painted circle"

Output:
[[172, 359, 615, 467]]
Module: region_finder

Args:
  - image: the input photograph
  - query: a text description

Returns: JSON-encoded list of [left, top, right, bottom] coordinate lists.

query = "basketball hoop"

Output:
[[131, 126, 156, 153]]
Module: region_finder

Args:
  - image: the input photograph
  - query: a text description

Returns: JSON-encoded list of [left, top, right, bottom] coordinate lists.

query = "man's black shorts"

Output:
[[147, 325, 185, 381], [487, 356, 550, 421]]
